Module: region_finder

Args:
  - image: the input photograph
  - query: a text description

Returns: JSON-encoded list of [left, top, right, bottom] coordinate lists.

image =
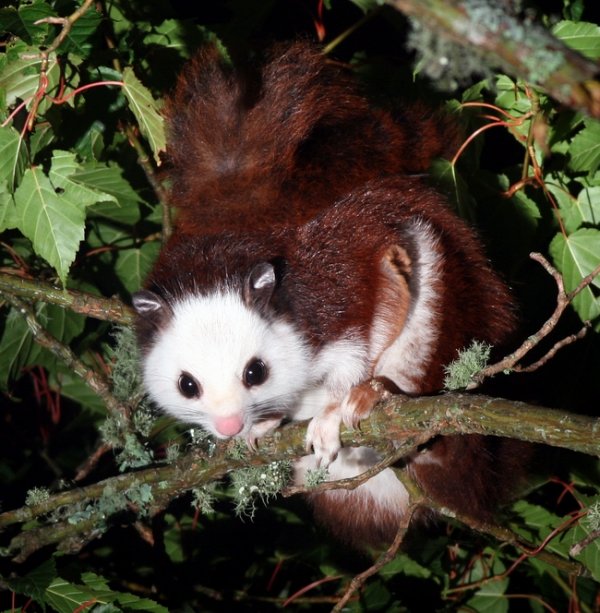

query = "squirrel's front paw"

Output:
[[340, 379, 388, 430], [305, 408, 342, 467]]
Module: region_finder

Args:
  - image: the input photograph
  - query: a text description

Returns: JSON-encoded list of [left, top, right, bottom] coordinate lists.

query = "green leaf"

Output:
[[0, 125, 27, 189], [549, 229, 600, 324], [0, 43, 61, 115], [143, 19, 193, 57], [0, 2, 56, 45], [552, 20, 600, 60], [122, 67, 166, 166], [14, 166, 86, 284], [569, 119, 600, 175], [45, 577, 105, 613], [115, 242, 160, 293], [59, 5, 102, 56], [379, 552, 431, 579], [74, 120, 105, 161], [0, 302, 86, 389], [0, 306, 37, 389], [49, 150, 118, 208], [74, 162, 142, 224], [0, 181, 18, 231], [569, 523, 600, 582], [7, 558, 56, 602]]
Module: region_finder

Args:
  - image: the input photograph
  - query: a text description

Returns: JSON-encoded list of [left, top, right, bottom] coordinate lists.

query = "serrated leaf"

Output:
[[549, 229, 600, 324], [74, 120, 105, 161], [76, 171, 141, 225], [45, 577, 105, 613], [0, 125, 27, 189], [0, 181, 18, 231], [0, 302, 86, 389], [552, 20, 600, 60], [14, 166, 86, 284], [0, 2, 55, 45], [569, 119, 600, 175], [546, 181, 581, 233], [115, 242, 160, 293], [7, 559, 56, 603], [122, 67, 166, 165], [576, 186, 600, 225], [0, 44, 61, 115], [49, 150, 118, 208], [143, 19, 191, 56], [80, 572, 168, 612], [0, 307, 37, 389], [59, 6, 101, 56]]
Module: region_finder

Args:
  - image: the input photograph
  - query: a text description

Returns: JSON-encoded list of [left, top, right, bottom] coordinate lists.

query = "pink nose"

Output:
[[214, 415, 244, 437]]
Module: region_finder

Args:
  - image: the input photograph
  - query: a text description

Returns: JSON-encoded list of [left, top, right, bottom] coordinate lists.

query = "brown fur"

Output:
[[164, 41, 459, 235]]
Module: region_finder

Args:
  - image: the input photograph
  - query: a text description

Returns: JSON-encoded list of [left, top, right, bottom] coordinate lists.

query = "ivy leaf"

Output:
[[549, 229, 600, 324], [569, 119, 600, 175], [552, 20, 600, 60], [14, 166, 86, 284], [122, 67, 166, 165], [0, 125, 27, 189]]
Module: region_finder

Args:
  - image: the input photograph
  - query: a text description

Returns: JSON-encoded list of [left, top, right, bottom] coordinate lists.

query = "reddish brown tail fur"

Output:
[[164, 42, 460, 235]]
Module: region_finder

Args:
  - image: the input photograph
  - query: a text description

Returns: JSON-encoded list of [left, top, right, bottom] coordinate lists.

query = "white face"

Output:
[[142, 290, 312, 438]]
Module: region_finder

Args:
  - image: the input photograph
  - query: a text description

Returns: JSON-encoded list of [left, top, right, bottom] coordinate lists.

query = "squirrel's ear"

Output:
[[244, 262, 276, 312], [132, 290, 173, 326]]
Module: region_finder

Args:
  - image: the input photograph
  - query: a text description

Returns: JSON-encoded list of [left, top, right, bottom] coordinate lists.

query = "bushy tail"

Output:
[[165, 42, 459, 234]]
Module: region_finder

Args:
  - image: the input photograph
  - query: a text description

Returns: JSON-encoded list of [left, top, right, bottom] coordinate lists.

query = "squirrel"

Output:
[[132, 42, 529, 548]]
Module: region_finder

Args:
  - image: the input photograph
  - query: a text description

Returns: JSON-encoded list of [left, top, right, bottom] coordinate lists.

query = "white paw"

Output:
[[305, 411, 342, 467]]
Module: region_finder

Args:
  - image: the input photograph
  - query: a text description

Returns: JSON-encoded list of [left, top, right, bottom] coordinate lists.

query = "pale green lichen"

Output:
[[231, 461, 293, 518], [191, 485, 216, 515], [25, 486, 51, 507], [585, 500, 600, 531], [304, 467, 329, 488], [444, 340, 492, 390]]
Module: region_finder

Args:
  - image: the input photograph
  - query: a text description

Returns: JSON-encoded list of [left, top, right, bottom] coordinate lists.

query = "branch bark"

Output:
[[387, 0, 600, 117], [1, 392, 598, 562], [0, 272, 134, 325]]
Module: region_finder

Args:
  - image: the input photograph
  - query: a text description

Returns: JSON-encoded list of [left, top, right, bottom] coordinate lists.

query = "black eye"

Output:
[[178, 372, 201, 399], [243, 358, 268, 387]]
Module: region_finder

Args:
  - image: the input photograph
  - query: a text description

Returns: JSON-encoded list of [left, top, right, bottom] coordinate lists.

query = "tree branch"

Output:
[[387, 0, 600, 117], [1, 392, 598, 562], [0, 272, 134, 325]]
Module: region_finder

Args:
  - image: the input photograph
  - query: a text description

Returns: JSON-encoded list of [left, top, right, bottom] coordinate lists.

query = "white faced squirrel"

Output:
[[133, 42, 529, 547]]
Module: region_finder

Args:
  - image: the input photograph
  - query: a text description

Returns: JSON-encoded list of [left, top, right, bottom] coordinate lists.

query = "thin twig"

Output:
[[467, 253, 599, 389], [332, 506, 416, 612], [0, 272, 134, 325]]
